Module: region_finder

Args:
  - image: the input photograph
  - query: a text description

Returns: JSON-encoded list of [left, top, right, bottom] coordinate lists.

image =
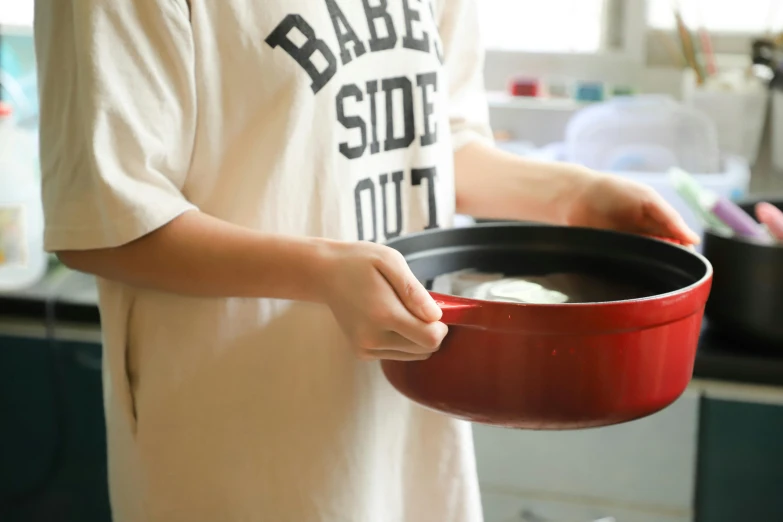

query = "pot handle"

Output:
[[432, 294, 482, 326]]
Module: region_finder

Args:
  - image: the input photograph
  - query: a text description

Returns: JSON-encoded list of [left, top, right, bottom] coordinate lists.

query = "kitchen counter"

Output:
[[1, 267, 783, 388], [0, 266, 100, 343]]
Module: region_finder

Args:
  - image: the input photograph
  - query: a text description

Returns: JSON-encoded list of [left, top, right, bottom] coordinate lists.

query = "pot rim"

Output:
[[398, 223, 714, 309]]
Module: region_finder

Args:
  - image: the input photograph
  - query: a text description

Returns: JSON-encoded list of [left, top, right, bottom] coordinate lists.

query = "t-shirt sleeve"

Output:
[[437, 0, 494, 151], [34, 0, 198, 252]]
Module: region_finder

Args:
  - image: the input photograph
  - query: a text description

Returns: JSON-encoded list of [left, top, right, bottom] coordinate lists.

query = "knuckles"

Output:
[[366, 305, 395, 326], [355, 331, 381, 351], [422, 329, 446, 351]]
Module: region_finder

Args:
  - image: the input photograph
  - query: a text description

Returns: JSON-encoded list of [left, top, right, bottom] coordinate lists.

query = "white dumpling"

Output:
[[469, 278, 569, 304]]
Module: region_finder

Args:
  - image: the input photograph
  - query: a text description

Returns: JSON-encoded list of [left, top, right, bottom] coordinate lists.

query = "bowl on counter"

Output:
[[703, 197, 783, 347], [383, 224, 712, 430]]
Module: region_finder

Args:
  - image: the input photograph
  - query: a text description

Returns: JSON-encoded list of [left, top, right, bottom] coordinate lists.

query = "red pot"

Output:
[[382, 224, 713, 430]]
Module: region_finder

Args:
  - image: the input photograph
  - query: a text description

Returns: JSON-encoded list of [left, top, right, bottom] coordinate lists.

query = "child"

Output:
[[34, 0, 697, 521]]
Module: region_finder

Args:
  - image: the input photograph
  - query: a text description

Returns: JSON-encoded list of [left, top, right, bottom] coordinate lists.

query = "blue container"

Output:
[[574, 82, 605, 103]]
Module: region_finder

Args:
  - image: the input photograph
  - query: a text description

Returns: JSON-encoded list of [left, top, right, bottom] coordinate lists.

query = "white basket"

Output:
[[683, 71, 769, 166]]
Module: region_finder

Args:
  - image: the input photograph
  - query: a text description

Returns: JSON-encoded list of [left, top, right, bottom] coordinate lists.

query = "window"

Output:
[[647, 0, 783, 34], [0, 0, 34, 29], [478, 0, 609, 53]]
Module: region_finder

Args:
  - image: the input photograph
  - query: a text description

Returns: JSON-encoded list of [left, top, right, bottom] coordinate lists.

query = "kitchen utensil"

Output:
[[669, 167, 733, 235], [383, 224, 712, 430], [755, 202, 783, 240], [698, 26, 717, 76], [703, 197, 783, 346], [670, 167, 770, 242], [700, 190, 772, 242], [674, 8, 706, 85]]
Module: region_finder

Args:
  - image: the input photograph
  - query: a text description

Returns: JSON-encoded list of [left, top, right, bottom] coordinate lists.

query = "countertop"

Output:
[[2, 266, 783, 390]]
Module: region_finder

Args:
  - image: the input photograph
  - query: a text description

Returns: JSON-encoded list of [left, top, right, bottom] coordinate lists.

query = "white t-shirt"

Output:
[[35, 0, 492, 521]]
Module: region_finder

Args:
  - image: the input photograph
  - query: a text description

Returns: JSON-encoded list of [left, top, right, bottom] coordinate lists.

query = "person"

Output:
[[33, 0, 698, 521]]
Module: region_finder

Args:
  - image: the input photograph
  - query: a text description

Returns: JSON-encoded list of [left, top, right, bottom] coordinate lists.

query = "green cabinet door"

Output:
[[0, 336, 59, 501], [0, 335, 111, 522], [696, 396, 783, 522]]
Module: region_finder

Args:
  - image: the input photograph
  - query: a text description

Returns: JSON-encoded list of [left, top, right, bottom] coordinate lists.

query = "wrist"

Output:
[[552, 164, 603, 226], [302, 237, 345, 304]]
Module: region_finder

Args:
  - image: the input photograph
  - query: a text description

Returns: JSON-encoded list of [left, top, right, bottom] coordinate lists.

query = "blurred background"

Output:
[[2, 1, 783, 522]]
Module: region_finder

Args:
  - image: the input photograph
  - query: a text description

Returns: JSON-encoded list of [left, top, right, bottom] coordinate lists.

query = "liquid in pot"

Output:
[[432, 270, 659, 304]]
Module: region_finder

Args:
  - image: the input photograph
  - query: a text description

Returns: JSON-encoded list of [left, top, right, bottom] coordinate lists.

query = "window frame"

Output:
[[482, 0, 647, 91], [482, 0, 766, 92]]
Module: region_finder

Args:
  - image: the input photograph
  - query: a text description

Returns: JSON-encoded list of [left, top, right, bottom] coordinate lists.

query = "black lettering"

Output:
[[380, 171, 404, 239], [416, 72, 437, 146], [336, 84, 367, 160], [354, 178, 377, 242], [426, 0, 444, 63], [362, 0, 397, 52], [412, 167, 438, 230], [382, 77, 415, 151], [324, 0, 367, 65], [401, 0, 430, 53], [366, 80, 381, 155], [265, 15, 338, 94]]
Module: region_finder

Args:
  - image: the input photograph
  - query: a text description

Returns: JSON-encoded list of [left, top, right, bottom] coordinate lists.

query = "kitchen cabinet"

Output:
[[0, 335, 110, 522], [474, 390, 700, 522], [694, 385, 783, 522], [481, 491, 688, 522], [0, 336, 58, 502]]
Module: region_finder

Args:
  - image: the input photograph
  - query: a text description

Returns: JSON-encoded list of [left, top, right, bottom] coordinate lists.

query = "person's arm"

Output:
[[434, 0, 598, 226], [454, 141, 597, 225], [57, 210, 334, 302], [57, 208, 446, 360], [37, 0, 333, 302]]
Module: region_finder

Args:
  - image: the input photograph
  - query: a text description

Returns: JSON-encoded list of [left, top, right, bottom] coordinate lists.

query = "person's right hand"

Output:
[[320, 241, 448, 362]]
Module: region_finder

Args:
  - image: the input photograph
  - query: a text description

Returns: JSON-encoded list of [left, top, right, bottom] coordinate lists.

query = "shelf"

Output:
[[486, 91, 589, 111], [0, 22, 33, 36]]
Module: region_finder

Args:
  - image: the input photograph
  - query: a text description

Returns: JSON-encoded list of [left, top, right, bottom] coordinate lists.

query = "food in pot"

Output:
[[432, 270, 657, 304]]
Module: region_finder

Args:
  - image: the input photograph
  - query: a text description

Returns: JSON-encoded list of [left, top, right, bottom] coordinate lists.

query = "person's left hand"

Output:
[[565, 171, 701, 245]]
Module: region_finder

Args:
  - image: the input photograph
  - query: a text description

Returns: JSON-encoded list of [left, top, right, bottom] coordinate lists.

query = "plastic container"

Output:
[[0, 102, 47, 290], [564, 95, 721, 174]]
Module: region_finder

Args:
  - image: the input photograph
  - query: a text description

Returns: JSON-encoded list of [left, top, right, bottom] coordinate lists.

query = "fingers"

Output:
[[388, 315, 449, 353], [373, 248, 443, 322], [644, 193, 701, 245], [357, 349, 432, 362], [355, 326, 447, 361], [354, 291, 448, 360]]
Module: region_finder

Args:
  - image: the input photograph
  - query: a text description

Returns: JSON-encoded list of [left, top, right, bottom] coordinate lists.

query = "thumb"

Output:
[[376, 250, 443, 323]]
